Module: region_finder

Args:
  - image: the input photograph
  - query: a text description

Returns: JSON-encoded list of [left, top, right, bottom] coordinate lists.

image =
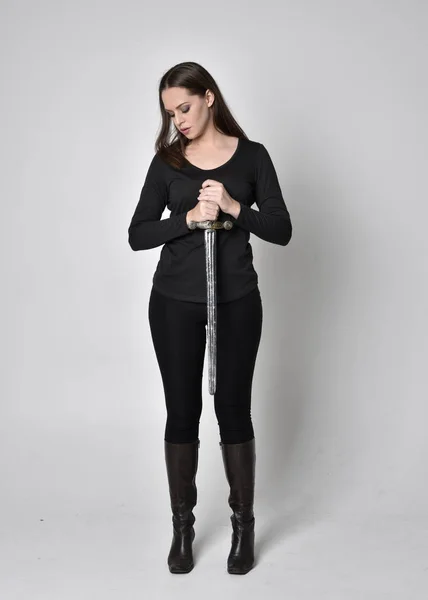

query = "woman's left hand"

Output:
[[197, 179, 237, 215]]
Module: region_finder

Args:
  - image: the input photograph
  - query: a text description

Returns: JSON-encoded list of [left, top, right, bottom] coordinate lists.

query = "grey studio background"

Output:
[[1, 1, 427, 598]]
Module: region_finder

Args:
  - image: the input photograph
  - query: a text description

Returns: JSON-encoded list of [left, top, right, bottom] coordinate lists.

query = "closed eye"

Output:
[[167, 107, 189, 117]]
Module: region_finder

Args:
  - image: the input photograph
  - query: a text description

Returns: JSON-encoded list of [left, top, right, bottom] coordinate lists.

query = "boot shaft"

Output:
[[220, 438, 255, 517], [164, 439, 200, 514]]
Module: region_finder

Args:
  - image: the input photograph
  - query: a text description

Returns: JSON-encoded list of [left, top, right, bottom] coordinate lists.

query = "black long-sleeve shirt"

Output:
[[128, 137, 292, 303]]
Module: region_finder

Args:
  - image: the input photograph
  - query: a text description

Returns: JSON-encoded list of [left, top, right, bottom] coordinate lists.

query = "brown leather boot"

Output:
[[220, 437, 256, 574], [164, 439, 199, 573]]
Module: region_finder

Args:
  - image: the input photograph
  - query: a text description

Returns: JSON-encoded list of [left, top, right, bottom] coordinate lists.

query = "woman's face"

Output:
[[162, 86, 213, 140]]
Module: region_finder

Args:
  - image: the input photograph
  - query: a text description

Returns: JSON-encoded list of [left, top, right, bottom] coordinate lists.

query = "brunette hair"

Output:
[[155, 61, 248, 169]]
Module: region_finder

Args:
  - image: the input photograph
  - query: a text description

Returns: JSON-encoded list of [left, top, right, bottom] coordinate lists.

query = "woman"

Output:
[[128, 61, 292, 575]]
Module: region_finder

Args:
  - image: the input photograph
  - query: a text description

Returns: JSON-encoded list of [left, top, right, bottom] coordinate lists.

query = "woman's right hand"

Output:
[[187, 199, 219, 224]]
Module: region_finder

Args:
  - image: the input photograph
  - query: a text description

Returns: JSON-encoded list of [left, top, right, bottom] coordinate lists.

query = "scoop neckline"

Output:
[[183, 137, 242, 171]]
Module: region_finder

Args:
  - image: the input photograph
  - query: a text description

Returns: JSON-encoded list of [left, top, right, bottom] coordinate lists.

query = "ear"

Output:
[[205, 89, 215, 108]]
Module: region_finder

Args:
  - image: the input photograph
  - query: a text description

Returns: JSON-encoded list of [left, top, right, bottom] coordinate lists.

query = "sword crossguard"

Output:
[[188, 220, 234, 231]]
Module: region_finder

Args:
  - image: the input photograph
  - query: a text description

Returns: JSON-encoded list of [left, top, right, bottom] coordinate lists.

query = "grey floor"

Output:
[[1, 509, 426, 599]]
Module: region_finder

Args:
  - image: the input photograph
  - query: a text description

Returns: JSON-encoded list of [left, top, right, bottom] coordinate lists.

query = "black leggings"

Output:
[[148, 286, 263, 444]]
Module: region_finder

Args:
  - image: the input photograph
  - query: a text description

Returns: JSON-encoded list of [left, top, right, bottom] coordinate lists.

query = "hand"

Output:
[[187, 197, 219, 223], [197, 179, 239, 216]]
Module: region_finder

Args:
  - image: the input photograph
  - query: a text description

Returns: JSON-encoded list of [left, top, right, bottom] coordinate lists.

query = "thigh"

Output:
[[215, 287, 263, 400], [148, 287, 207, 404]]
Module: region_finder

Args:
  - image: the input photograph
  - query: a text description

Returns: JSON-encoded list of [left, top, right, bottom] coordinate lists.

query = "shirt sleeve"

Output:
[[232, 143, 292, 246], [128, 154, 190, 250]]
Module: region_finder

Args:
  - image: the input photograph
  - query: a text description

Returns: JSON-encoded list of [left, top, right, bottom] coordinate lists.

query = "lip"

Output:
[[180, 127, 190, 134]]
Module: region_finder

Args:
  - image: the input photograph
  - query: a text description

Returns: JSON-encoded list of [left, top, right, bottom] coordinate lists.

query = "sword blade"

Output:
[[205, 228, 217, 395]]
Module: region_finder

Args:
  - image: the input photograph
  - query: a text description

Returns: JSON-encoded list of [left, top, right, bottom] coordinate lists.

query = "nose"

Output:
[[172, 114, 185, 128]]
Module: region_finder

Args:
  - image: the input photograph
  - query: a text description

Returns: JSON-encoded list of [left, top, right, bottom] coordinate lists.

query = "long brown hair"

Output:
[[155, 61, 248, 169]]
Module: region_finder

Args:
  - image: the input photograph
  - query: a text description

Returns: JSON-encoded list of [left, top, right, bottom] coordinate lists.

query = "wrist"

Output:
[[186, 210, 193, 226], [229, 199, 241, 219]]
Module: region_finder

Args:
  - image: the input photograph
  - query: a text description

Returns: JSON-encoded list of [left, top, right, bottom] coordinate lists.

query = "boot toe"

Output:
[[227, 559, 254, 574], [169, 559, 194, 573]]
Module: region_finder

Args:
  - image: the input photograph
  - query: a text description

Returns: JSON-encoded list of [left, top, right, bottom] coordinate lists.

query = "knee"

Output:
[[214, 402, 254, 444], [165, 413, 201, 444]]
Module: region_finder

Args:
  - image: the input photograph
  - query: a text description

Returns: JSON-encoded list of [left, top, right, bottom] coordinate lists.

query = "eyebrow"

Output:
[[165, 102, 188, 113]]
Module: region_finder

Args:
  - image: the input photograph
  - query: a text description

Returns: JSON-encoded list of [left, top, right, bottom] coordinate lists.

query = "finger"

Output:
[[201, 179, 219, 189]]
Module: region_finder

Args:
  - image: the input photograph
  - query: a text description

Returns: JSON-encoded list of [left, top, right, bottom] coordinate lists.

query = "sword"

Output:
[[187, 219, 234, 394]]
